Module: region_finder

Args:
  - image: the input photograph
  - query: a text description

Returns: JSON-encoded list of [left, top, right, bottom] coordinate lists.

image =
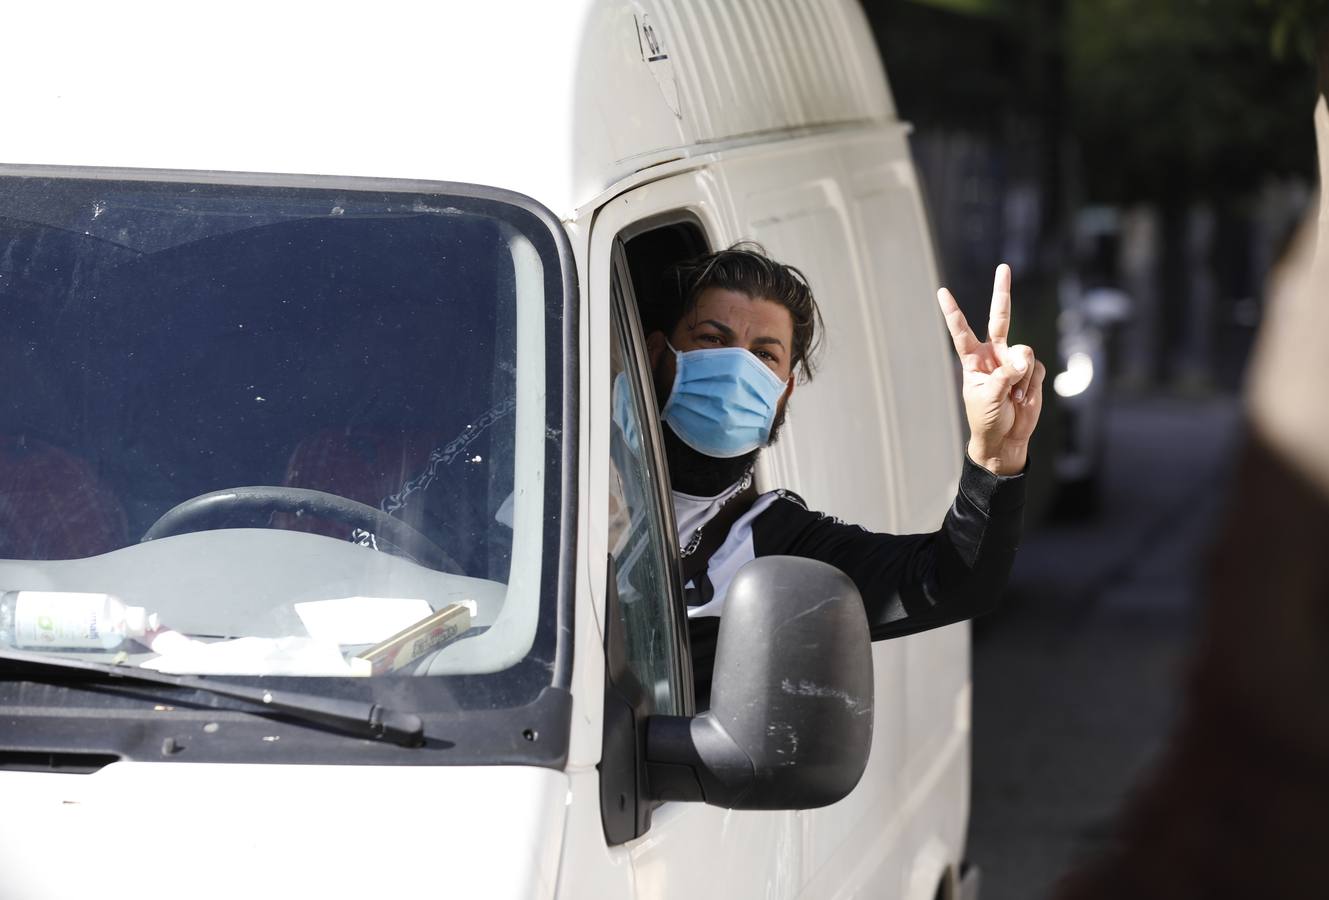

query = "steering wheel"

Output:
[[140, 486, 463, 574]]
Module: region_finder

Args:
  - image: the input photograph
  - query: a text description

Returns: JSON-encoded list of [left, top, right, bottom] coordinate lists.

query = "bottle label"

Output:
[[13, 592, 112, 649]]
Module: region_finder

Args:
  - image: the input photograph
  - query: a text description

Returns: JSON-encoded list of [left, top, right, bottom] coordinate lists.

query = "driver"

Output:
[[640, 244, 1045, 704]]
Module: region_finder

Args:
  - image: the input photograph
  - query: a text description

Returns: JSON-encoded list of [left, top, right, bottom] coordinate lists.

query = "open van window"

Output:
[[622, 218, 710, 341], [0, 171, 569, 705]]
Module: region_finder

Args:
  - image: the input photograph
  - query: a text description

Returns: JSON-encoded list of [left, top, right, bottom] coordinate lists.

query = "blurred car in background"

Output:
[[1051, 206, 1134, 516], [1053, 277, 1131, 515]]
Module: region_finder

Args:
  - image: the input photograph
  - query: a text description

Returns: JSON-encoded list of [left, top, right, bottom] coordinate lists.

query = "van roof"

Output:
[[2, 1, 894, 217]]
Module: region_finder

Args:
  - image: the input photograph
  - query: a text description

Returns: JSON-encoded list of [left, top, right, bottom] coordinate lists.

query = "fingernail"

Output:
[[1013, 388, 1025, 402], [1014, 358, 1028, 373]]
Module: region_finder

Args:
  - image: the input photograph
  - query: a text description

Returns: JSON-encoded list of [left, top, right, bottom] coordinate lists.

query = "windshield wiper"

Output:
[[0, 648, 424, 748]]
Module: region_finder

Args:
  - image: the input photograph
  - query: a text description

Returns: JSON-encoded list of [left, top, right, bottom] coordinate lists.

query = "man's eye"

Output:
[[699, 334, 724, 345]]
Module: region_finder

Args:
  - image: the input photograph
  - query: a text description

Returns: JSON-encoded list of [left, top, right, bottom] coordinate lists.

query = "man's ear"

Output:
[[645, 331, 668, 368], [782, 374, 796, 403]]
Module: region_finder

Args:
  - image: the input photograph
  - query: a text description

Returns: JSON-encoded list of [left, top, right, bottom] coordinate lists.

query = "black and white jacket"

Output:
[[676, 455, 1026, 704]]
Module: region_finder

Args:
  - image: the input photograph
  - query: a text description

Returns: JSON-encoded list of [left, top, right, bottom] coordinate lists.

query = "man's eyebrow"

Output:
[[692, 319, 787, 350], [693, 318, 735, 339]]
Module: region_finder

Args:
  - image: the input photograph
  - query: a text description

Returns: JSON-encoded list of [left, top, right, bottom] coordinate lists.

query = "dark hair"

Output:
[[665, 242, 824, 381]]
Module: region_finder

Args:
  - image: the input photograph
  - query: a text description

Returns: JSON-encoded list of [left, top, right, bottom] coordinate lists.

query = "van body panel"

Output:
[[712, 141, 913, 889], [566, 540, 610, 771], [796, 718, 969, 899], [556, 768, 639, 898], [836, 132, 965, 528], [0, 762, 570, 899], [834, 131, 973, 877], [628, 802, 804, 899], [640, 0, 893, 139], [4, 1, 895, 220], [713, 133, 969, 896]]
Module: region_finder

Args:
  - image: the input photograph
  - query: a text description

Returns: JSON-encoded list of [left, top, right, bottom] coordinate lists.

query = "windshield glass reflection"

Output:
[[0, 175, 555, 684]]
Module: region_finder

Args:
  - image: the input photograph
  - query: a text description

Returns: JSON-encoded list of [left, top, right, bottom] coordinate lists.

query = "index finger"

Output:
[[987, 263, 1012, 346], [937, 287, 981, 358]]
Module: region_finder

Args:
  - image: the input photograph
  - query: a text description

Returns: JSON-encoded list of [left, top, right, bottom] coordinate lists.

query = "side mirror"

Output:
[[646, 556, 873, 810]]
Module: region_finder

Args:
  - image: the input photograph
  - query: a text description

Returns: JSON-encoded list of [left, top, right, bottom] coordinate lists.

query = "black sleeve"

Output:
[[752, 455, 1026, 640]]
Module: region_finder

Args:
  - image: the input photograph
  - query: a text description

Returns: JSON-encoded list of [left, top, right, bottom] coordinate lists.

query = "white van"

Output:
[[0, 2, 977, 898]]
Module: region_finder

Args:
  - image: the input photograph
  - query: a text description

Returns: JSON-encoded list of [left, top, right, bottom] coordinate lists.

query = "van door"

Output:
[[588, 171, 804, 899]]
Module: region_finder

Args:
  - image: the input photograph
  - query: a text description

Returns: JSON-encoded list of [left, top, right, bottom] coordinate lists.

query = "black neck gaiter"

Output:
[[661, 423, 759, 497]]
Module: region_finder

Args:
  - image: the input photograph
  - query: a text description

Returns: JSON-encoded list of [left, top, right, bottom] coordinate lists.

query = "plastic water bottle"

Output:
[[0, 591, 157, 650]]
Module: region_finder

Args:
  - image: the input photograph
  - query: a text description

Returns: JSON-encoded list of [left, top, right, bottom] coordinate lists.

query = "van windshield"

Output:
[[0, 172, 565, 696]]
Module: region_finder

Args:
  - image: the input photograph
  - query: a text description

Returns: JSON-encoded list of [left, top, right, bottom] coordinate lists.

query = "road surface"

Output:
[[967, 394, 1243, 900]]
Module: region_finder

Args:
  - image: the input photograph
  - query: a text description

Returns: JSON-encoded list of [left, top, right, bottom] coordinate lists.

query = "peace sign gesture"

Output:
[[936, 264, 1045, 476]]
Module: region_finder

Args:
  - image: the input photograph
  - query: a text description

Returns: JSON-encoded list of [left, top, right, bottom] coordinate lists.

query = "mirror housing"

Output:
[[646, 556, 873, 810]]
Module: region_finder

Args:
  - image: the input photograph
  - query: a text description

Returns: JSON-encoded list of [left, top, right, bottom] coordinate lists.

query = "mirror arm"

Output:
[[645, 714, 755, 807]]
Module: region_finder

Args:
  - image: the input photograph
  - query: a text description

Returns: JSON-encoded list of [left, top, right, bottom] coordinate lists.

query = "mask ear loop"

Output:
[[661, 339, 685, 422]]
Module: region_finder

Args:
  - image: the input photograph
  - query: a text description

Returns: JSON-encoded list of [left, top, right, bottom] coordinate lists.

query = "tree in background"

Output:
[[1069, 0, 1319, 206], [1260, 0, 1329, 100], [874, 0, 1324, 392], [1066, 0, 1324, 388]]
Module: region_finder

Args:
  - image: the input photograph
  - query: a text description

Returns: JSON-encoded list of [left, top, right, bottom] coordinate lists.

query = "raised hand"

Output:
[[936, 264, 1045, 476]]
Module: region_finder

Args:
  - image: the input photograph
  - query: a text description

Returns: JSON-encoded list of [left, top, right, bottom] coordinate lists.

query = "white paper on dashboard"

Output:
[[293, 596, 433, 645], [142, 635, 358, 676]]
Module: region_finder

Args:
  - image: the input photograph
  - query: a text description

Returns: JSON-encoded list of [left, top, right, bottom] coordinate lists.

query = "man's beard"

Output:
[[661, 403, 789, 497]]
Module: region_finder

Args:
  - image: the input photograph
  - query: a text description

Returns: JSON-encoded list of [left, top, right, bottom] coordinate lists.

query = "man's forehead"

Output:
[[683, 287, 794, 341]]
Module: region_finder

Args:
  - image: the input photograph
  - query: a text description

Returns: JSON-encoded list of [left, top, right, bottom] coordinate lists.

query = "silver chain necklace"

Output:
[[679, 470, 754, 558]]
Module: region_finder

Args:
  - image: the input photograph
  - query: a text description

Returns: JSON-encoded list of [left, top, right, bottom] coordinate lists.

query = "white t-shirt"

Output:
[[672, 479, 782, 619]]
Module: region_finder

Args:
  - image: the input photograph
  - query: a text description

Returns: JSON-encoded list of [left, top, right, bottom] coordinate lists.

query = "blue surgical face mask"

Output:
[[610, 371, 642, 453], [661, 342, 788, 458]]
